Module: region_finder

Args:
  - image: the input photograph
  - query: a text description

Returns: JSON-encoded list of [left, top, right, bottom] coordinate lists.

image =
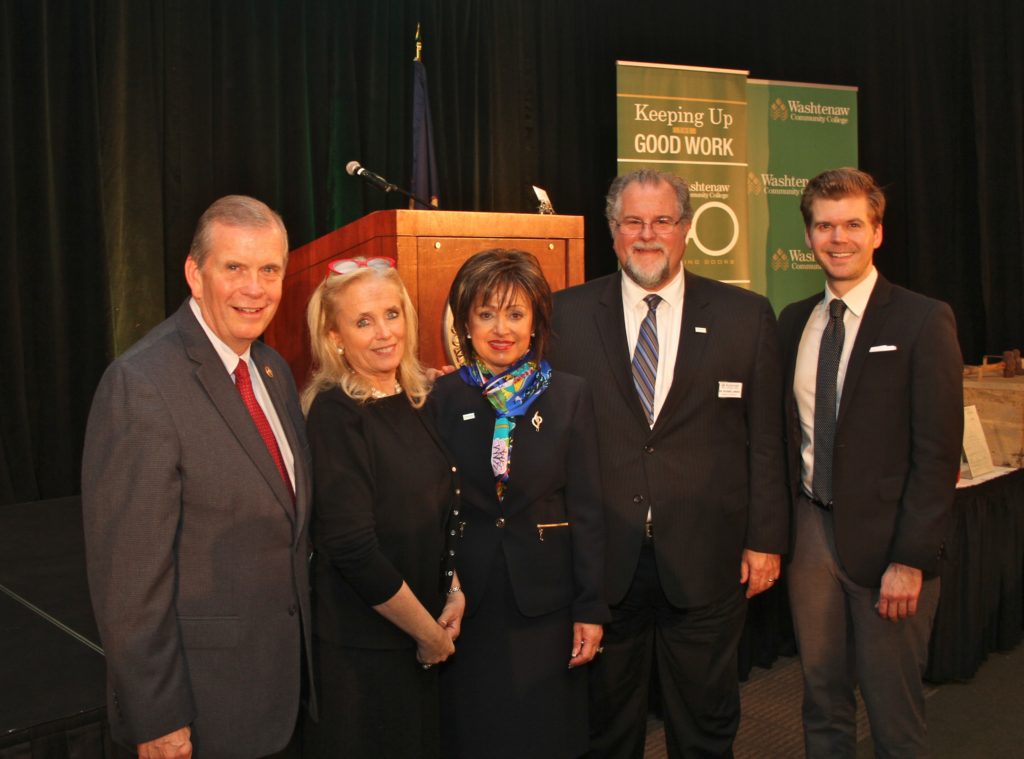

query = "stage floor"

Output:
[[0, 496, 119, 755]]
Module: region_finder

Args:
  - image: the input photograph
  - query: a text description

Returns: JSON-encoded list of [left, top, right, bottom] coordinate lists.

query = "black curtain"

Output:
[[2, 0, 1022, 505]]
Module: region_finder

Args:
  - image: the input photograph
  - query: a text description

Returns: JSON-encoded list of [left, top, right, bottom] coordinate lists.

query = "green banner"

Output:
[[617, 62, 750, 286], [616, 63, 859, 307], [747, 80, 858, 311]]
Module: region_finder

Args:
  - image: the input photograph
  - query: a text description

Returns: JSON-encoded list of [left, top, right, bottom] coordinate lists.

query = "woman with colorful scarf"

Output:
[[430, 249, 609, 758]]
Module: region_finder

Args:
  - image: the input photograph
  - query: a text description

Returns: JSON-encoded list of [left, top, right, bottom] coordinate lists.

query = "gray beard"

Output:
[[622, 257, 669, 290]]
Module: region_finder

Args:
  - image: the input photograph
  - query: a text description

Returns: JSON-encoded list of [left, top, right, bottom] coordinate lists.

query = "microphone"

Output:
[[346, 161, 395, 192], [345, 159, 436, 209]]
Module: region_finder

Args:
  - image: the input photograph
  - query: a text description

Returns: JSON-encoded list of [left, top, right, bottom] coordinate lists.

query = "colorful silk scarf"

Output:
[[458, 352, 552, 501]]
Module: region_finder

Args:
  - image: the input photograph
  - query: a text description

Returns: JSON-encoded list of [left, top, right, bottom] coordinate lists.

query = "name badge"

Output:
[[462, 412, 475, 421], [718, 381, 743, 399]]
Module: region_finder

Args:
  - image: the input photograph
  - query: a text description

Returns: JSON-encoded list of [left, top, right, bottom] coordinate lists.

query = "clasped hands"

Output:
[[418, 586, 465, 667]]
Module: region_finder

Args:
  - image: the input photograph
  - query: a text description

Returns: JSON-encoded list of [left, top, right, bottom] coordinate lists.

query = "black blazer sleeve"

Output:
[[561, 378, 608, 623], [744, 294, 790, 554], [307, 390, 405, 605], [887, 299, 963, 572]]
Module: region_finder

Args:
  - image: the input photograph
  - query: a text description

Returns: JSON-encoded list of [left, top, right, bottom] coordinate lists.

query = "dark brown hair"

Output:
[[448, 248, 552, 365]]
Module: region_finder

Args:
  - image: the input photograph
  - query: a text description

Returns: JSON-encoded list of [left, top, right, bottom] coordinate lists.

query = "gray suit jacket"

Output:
[[82, 301, 314, 757]]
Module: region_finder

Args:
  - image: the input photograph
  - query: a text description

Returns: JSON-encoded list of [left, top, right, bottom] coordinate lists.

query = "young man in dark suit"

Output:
[[82, 196, 315, 758], [778, 168, 963, 757], [550, 169, 789, 758]]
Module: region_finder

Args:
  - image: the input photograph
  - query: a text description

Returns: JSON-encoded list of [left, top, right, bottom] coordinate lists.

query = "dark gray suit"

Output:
[[82, 301, 314, 758]]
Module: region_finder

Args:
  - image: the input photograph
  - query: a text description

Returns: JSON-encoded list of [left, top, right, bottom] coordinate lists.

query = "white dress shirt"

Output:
[[621, 268, 685, 429], [794, 266, 878, 495]]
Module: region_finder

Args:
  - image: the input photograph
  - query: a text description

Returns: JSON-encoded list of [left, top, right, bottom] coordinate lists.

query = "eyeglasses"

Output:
[[326, 256, 396, 276], [614, 217, 683, 236]]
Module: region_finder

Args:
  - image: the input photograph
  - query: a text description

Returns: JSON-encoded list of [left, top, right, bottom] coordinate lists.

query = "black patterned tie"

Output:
[[812, 299, 847, 505], [632, 294, 662, 425]]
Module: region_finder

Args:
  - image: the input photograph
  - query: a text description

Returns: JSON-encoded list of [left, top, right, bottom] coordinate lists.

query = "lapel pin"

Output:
[[695, 326, 707, 333], [531, 410, 543, 432], [264, 365, 274, 378]]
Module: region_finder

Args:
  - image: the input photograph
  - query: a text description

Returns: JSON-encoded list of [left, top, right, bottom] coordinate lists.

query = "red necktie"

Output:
[[234, 359, 293, 497]]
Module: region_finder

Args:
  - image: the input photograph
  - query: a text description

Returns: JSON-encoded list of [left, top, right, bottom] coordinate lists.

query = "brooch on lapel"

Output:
[[531, 410, 543, 432]]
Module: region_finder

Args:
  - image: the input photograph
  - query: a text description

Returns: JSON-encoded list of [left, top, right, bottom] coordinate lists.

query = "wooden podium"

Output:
[[264, 210, 585, 386]]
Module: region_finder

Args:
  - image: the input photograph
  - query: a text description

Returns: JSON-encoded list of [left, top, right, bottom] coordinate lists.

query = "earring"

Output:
[[337, 346, 345, 356], [465, 334, 471, 340]]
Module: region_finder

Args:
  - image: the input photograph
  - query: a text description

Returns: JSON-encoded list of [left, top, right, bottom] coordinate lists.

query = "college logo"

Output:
[[771, 98, 789, 121], [784, 99, 852, 125], [747, 172, 763, 195], [771, 249, 790, 272]]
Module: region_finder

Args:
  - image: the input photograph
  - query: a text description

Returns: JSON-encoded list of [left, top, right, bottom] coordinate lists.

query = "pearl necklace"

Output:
[[370, 381, 403, 399]]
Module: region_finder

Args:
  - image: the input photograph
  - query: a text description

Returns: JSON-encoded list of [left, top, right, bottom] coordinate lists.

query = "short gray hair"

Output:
[[605, 169, 693, 237], [188, 195, 288, 267]]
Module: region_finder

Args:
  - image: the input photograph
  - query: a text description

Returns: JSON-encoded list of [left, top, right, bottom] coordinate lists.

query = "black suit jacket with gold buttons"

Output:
[[429, 370, 609, 624]]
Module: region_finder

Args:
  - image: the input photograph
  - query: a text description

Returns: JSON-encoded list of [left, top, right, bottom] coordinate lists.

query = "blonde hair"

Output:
[[301, 267, 430, 413]]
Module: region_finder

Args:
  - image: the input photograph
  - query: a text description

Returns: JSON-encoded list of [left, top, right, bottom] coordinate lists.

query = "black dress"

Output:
[[305, 388, 458, 759], [429, 371, 609, 759]]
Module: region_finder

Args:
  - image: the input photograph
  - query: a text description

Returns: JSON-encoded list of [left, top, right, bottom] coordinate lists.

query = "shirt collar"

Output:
[[824, 265, 877, 319], [621, 266, 685, 311], [189, 297, 252, 374]]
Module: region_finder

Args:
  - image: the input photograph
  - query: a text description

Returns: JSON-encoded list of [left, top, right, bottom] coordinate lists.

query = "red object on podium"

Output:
[[263, 210, 585, 388]]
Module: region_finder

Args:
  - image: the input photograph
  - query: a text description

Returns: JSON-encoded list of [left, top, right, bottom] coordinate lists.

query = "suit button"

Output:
[[496, 517, 506, 528], [633, 495, 645, 504], [288, 604, 297, 616], [644, 445, 654, 454]]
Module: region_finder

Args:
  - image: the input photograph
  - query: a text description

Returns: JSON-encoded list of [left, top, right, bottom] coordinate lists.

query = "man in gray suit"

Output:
[[82, 195, 314, 758]]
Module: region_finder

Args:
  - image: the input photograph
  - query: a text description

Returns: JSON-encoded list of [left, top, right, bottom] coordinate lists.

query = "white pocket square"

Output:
[[869, 344, 898, 353]]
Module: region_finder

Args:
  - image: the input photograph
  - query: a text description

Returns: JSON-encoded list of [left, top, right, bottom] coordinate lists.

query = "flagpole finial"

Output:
[[414, 22, 422, 62]]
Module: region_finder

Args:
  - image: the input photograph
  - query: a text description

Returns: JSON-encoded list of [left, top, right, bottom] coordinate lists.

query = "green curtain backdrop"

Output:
[[1, 0, 1022, 504]]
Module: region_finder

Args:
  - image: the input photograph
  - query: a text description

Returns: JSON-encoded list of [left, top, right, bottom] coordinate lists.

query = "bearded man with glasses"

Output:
[[549, 169, 788, 758]]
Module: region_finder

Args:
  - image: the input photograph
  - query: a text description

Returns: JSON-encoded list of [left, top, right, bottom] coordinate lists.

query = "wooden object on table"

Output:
[[264, 210, 585, 387], [964, 355, 1007, 380], [1002, 349, 1022, 377]]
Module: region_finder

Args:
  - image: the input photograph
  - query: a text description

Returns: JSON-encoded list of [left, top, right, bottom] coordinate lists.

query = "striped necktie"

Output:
[[632, 294, 662, 425]]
